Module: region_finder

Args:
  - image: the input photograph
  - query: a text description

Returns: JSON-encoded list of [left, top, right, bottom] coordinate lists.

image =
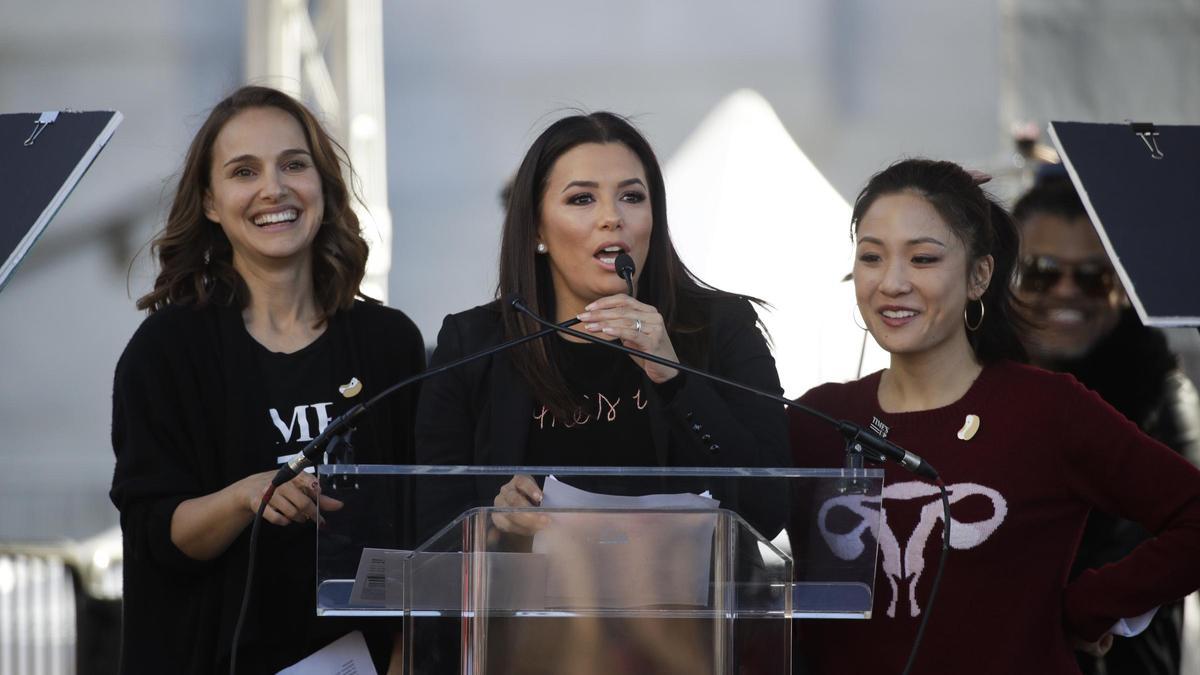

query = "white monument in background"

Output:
[[666, 89, 888, 397]]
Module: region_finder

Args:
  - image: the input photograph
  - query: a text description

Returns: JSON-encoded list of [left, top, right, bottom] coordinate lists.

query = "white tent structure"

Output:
[[665, 90, 888, 398]]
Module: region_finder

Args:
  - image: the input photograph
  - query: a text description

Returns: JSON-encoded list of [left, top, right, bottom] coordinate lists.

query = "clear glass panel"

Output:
[[312, 465, 883, 674]]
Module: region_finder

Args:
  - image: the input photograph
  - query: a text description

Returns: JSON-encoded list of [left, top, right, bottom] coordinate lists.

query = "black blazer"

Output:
[[414, 296, 789, 538]]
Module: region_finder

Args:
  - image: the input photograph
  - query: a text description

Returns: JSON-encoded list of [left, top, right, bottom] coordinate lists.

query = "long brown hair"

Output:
[[136, 85, 371, 321], [499, 112, 759, 417]]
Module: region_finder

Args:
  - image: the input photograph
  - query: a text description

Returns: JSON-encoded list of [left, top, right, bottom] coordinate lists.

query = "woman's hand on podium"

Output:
[[491, 474, 550, 536]]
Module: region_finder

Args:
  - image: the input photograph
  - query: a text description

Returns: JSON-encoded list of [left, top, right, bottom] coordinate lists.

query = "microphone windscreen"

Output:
[[615, 252, 636, 278]]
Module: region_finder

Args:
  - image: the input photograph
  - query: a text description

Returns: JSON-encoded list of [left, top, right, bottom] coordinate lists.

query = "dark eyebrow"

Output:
[[856, 235, 946, 247], [908, 236, 946, 247], [223, 154, 260, 168], [222, 148, 311, 168], [560, 177, 646, 193], [562, 180, 598, 193]]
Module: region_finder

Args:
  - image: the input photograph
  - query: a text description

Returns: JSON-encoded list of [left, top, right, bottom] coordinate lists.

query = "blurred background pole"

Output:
[[244, 0, 391, 303]]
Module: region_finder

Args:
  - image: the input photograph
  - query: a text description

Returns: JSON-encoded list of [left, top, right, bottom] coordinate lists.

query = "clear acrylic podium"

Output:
[[314, 465, 883, 674]]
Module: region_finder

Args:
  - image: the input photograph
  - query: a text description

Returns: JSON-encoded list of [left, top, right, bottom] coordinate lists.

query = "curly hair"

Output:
[[136, 86, 371, 322]]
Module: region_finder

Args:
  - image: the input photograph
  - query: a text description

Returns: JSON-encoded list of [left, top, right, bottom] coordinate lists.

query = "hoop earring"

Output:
[[536, 242, 548, 254], [964, 298, 985, 332], [852, 306, 869, 331]]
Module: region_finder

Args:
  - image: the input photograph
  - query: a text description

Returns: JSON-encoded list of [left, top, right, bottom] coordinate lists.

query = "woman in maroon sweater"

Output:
[[788, 159, 1200, 674]]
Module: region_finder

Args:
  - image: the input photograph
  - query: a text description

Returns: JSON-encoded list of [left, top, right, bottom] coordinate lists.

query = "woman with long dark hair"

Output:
[[110, 86, 423, 673], [414, 109, 788, 674], [788, 159, 1200, 673], [417, 111, 787, 510]]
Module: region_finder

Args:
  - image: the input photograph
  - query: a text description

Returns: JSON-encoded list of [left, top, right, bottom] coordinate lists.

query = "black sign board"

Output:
[[0, 110, 123, 292], [1049, 121, 1200, 326]]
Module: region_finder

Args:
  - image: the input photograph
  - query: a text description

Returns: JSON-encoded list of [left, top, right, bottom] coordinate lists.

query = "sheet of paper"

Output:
[[348, 547, 410, 608], [539, 474, 719, 509], [532, 476, 718, 608], [276, 630, 377, 675]]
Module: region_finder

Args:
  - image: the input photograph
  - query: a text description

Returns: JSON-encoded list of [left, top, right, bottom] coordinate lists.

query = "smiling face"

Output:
[[537, 142, 653, 314], [854, 191, 992, 359], [1014, 212, 1123, 362], [204, 106, 324, 275]]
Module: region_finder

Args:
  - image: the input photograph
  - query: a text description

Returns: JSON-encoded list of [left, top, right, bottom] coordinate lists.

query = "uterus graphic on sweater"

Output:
[[818, 481, 1008, 617]]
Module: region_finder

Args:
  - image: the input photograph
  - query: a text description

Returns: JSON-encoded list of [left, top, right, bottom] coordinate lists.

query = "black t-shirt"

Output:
[[245, 322, 366, 663], [253, 326, 351, 467], [525, 337, 656, 470]]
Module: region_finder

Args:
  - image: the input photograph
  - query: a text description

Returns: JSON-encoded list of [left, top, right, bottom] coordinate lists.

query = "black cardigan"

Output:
[[109, 301, 424, 674], [413, 296, 789, 539]]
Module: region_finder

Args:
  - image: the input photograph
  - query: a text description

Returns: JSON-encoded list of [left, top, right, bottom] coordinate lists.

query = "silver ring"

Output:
[[633, 318, 643, 333]]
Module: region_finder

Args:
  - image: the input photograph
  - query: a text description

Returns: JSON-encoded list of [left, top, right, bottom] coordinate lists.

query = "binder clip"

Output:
[[1129, 122, 1164, 160], [23, 111, 59, 147]]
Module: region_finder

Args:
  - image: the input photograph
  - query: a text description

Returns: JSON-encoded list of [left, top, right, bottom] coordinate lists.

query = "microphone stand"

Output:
[[511, 297, 937, 480]]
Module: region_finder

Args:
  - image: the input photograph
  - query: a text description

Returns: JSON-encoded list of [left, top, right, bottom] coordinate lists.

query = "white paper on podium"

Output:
[[538, 474, 718, 510], [348, 547, 409, 608], [276, 630, 377, 675], [532, 476, 720, 608]]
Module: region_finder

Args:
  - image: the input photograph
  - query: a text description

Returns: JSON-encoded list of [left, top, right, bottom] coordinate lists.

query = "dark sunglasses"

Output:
[[1017, 255, 1116, 297]]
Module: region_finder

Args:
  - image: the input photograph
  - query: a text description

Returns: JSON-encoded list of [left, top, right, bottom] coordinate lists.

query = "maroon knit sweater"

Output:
[[789, 360, 1200, 674]]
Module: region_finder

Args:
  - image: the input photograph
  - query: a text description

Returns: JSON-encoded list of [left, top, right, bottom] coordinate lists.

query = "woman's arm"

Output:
[[111, 315, 342, 566], [576, 294, 788, 469], [1057, 375, 1200, 641], [170, 469, 339, 560], [661, 298, 789, 470]]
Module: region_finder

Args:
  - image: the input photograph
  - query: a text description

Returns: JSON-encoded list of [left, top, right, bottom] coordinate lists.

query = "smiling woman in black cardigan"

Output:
[[109, 86, 423, 674]]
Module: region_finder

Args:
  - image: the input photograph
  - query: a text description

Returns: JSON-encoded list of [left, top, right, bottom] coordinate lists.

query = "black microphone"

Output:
[[615, 252, 636, 296], [509, 296, 939, 481], [269, 308, 582, 488], [838, 421, 936, 480]]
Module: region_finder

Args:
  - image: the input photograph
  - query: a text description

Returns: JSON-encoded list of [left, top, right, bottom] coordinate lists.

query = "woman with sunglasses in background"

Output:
[[1012, 175, 1200, 675], [787, 159, 1200, 674]]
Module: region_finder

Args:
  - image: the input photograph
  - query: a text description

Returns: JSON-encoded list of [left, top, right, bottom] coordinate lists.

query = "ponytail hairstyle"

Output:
[[850, 159, 1028, 364]]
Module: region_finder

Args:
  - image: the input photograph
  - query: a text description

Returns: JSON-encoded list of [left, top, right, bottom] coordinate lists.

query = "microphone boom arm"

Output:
[[510, 297, 938, 480]]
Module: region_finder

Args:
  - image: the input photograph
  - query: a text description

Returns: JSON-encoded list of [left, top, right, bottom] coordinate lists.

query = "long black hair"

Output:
[[498, 112, 758, 417], [850, 158, 1028, 364]]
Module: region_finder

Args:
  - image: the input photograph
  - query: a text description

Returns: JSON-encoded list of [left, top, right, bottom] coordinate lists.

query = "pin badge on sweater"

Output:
[[957, 414, 981, 441], [339, 377, 363, 398]]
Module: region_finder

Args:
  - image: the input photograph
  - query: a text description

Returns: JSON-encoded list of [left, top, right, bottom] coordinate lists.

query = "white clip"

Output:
[[23, 111, 59, 147]]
